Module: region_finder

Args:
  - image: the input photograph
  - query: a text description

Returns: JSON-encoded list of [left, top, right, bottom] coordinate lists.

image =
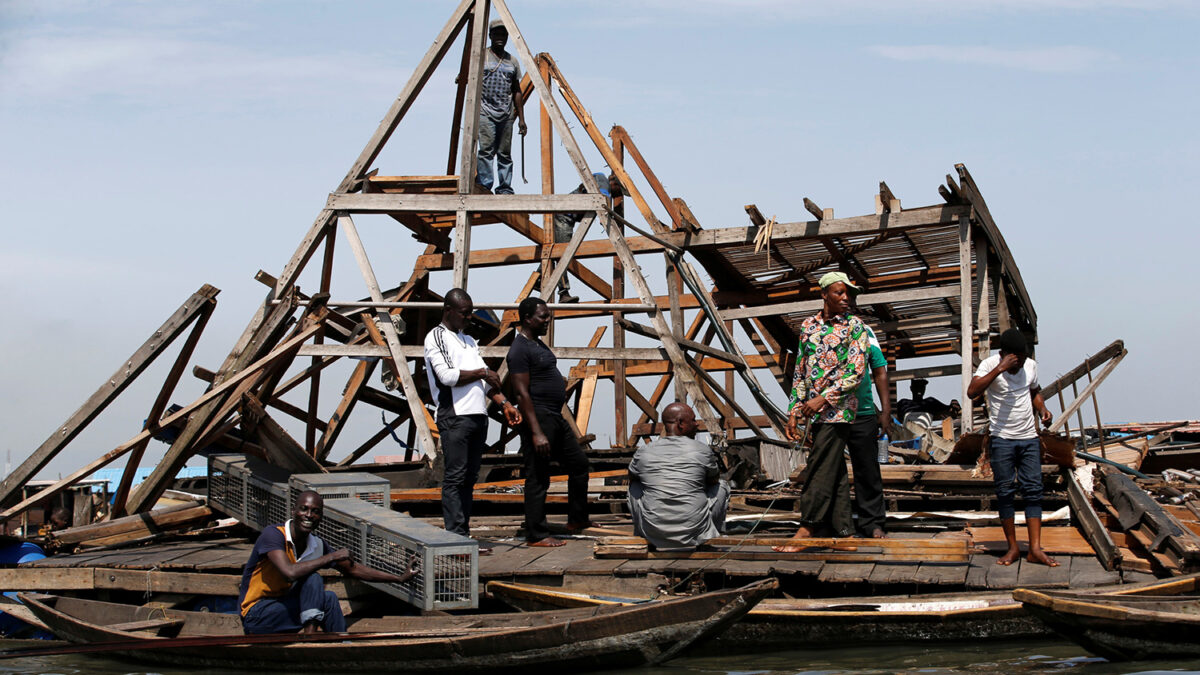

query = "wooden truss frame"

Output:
[[2, 1, 1043, 519]]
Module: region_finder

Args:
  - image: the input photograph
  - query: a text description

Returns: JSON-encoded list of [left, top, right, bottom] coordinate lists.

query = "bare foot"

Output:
[[773, 526, 814, 553], [1027, 549, 1060, 567], [527, 537, 566, 547], [869, 528, 886, 539], [996, 548, 1021, 566], [565, 521, 598, 533]]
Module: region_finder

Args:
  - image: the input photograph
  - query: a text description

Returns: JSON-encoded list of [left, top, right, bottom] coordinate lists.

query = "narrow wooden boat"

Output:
[[1014, 573, 1200, 661], [486, 573, 1197, 650], [11, 579, 775, 671]]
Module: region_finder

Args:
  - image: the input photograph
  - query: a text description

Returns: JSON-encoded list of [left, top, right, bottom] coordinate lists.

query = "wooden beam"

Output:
[[959, 216, 974, 432], [720, 285, 961, 321], [0, 285, 219, 508], [111, 295, 217, 518], [453, 0, 489, 290], [339, 214, 438, 460], [1049, 349, 1128, 433], [328, 192, 606, 214], [4, 324, 319, 521]]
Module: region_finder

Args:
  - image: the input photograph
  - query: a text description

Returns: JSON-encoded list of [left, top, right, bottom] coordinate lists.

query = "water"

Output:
[[3, 640, 1199, 675]]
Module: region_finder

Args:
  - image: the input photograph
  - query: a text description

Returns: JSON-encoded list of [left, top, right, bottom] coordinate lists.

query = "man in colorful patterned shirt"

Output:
[[776, 272, 869, 548]]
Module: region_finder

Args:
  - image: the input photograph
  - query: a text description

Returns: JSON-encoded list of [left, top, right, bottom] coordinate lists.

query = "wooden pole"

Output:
[[958, 215, 974, 432], [453, 0, 490, 290]]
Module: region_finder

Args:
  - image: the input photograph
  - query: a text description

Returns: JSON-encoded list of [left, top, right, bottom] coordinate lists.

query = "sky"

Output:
[[1, 0, 1198, 480]]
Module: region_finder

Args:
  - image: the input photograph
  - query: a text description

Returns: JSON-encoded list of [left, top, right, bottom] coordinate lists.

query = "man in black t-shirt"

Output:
[[506, 297, 591, 547]]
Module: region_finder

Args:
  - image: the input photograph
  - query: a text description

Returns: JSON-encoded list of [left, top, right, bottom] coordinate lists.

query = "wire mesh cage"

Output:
[[321, 498, 477, 611], [208, 454, 290, 530], [287, 472, 390, 513]]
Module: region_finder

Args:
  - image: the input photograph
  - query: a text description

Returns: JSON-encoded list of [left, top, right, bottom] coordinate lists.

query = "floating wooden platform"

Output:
[[11, 526, 1154, 602]]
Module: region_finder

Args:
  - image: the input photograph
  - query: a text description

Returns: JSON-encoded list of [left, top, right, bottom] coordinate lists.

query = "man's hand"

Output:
[[1040, 407, 1053, 427], [502, 403, 522, 426], [784, 414, 802, 442], [878, 412, 892, 436], [406, 559, 421, 578], [518, 120, 528, 136], [997, 353, 1021, 372], [481, 369, 502, 390], [532, 431, 551, 457], [799, 394, 827, 419]]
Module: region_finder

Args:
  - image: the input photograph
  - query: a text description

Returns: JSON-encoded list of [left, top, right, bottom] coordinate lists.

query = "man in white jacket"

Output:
[[424, 288, 521, 537]]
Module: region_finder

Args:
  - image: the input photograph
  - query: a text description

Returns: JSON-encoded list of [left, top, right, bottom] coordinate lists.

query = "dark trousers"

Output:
[[439, 414, 488, 536], [520, 409, 590, 540], [989, 436, 1043, 520], [242, 573, 345, 634], [796, 423, 854, 537], [846, 416, 887, 535]]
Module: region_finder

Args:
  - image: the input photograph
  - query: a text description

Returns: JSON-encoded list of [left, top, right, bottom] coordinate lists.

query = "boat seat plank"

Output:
[[166, 543, 254, 570], [1016, 555, 1072, 588], [817, 562, 876, 584], [1068, 555, 1121, 588], [109, 617, 185, 633]]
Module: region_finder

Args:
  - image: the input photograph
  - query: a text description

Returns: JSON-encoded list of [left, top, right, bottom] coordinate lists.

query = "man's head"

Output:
[[488, 18, 507, 50], [608, 174, 624, 198], [661, 402, 699, 439], [817, 271, 860, 317], [292, 490, 324, 535], [442, 288, 473, 332], [998, 328, 1029, 373], [910, 378, 928, 399], [49, 507, 70, 530], [518, 297, 552, 336]]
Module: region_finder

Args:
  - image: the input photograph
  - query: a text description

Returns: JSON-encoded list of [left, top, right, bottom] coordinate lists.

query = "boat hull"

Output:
[[17, 579, 776, 671]]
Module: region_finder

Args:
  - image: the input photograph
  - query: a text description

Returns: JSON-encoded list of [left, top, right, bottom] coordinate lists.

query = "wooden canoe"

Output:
[[12, 579, 776, 671], [1014, 573, 1200, 661], [487, 573, 1200, 650]]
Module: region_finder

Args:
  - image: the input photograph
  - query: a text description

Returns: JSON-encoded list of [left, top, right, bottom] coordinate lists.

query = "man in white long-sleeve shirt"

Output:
[[424, 288, 521, 537]]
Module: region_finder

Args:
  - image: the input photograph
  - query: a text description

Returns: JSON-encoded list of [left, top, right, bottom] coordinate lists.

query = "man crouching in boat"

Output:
[[239, 490, 418, 634]]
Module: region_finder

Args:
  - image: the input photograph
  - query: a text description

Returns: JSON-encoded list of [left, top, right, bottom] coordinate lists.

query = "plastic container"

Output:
[[877, 434, 890, 464]]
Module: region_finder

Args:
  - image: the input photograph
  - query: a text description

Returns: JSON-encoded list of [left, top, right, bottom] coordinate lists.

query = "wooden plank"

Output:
[[0, 567, 95, 590], [329, 192, 605, 214], [476, 540, 553, 577], [53, 504, 211, 545], [984, 556, 1021, 589], [112, 295, 217, 517], [965, 554, 995, 589], [719, 285, 961, 321], [911, 562, 970, 586], [1065, 467, 1121, 569], [339, 214, 437, 460], [0, 285, 220, 508], [1068, 554, 1121, 588], [1048, 349, 1128, 433], [958, 215, 974, 430], [2, 323, 318, 521], [818, 562, 876, 584], [868, 562, 921, 585], [1016, 555, 1071, 588], [339, 0, 474, 189], [125, 296, 303, 514]]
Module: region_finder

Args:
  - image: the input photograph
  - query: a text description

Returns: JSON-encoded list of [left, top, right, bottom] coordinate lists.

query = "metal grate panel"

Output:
[[288, 472, 390, 513], [322, 498, 477, 611], [208, 454, 290, 530]]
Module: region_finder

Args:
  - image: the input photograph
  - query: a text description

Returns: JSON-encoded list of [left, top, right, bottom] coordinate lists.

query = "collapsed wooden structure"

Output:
[[8, 3, 1200, 634]]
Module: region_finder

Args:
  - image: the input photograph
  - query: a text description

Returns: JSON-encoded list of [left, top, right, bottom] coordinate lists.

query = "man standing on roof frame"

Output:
[[775, 272, 869, 550], [475, 18, 527, 196]]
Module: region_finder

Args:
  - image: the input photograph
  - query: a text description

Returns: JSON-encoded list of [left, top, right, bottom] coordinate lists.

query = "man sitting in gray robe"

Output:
[[627, 402, 730, 551]]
